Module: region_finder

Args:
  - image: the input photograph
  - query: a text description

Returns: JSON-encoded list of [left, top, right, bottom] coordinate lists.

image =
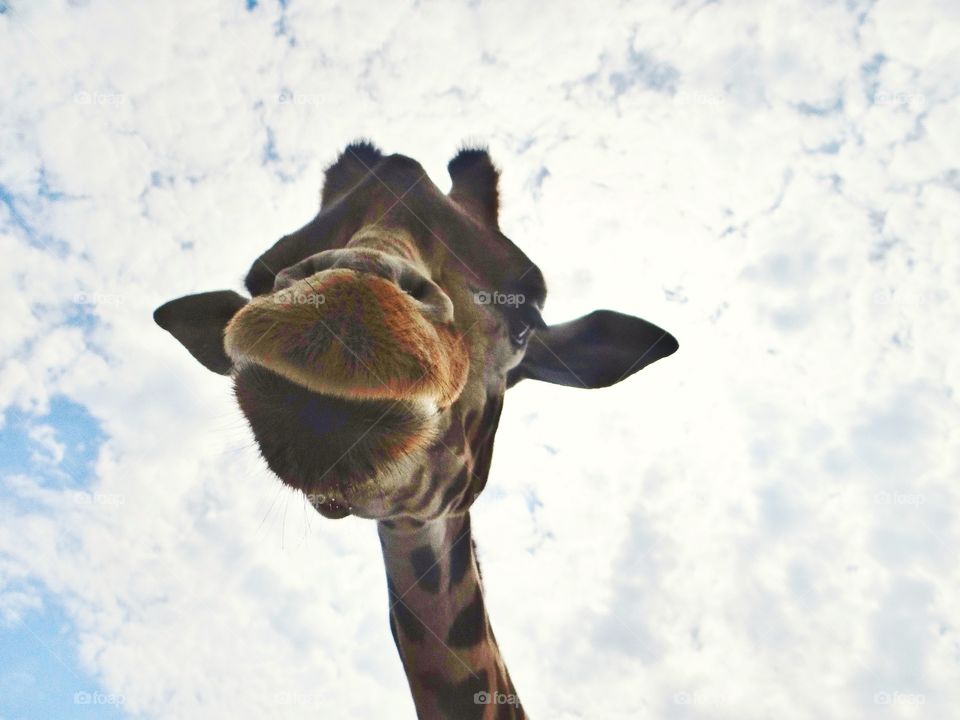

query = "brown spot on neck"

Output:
[[377, 514, 525, 718]]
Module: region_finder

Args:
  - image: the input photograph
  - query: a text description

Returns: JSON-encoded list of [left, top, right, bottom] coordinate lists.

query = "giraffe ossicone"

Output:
[[155, 141, 678, 718]]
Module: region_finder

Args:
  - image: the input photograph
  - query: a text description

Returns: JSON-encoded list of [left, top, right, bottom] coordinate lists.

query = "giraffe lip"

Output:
[[224, 269, 469, 407]]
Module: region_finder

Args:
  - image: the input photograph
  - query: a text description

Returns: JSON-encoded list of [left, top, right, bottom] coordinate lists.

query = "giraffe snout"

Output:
[[273, 248, 454, 324]]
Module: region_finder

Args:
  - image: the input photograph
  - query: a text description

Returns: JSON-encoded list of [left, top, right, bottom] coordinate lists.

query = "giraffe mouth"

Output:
[[233, 364, 440, 519], [313, 496, 352, 519]]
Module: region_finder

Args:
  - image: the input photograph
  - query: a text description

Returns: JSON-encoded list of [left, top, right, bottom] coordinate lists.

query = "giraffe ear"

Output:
[[154, 290, 249, 375], [507, 310, 678, 389], [448, 148, 499, 227], [321, 140, 383, 208]]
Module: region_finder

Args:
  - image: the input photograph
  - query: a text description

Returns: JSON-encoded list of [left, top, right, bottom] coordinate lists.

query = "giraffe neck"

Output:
[[377, 513, 525, 719]]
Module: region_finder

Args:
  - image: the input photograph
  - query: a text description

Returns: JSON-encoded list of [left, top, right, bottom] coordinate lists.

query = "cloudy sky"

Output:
[[1, 0, 958, 718]]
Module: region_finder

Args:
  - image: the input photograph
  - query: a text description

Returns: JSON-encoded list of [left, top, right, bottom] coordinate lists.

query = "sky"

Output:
[[0, 0, 958, 718]]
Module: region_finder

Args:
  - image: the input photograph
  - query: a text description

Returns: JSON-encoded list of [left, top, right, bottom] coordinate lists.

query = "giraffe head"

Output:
[[155, 142, 677, 522]]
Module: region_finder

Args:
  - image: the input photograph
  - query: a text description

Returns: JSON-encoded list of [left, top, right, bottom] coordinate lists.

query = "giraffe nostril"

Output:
[[399, 274, 430, 301], [397, 268, 453, 323], [273, 270, 296, 292]]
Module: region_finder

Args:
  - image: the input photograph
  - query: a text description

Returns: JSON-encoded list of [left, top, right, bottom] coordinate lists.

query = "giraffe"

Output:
[[154, 141, 678, 719]]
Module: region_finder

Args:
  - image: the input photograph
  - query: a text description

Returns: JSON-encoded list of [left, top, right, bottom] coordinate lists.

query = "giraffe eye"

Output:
[[509, 321, 531, 347], [508, 304, 544, 347]]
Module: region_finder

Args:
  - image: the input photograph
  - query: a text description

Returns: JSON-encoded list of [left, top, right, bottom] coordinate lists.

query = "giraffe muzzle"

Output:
[[224, 263, 470, 408]]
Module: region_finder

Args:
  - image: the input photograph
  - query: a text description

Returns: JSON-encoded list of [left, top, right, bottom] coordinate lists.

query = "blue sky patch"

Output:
[[0, 601, 127, 720], [0, 397, 106, 492]]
